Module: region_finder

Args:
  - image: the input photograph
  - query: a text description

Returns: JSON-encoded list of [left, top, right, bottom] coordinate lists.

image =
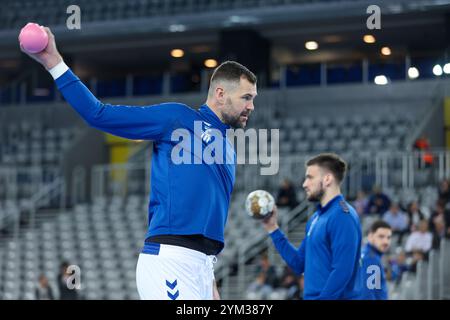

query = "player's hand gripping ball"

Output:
[[19, 23, 49, 54], [245, 190, 275, 220]]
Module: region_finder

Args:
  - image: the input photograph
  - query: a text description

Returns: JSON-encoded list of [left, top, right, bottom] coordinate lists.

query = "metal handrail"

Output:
[[28, 176, 66, 230]]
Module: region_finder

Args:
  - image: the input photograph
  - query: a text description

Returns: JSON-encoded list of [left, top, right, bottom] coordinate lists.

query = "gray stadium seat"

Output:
[[348, 139, 364, 150], [289, 129, 304, 141], [359, 125, 374, 138], [322, 127, 338, 140], [298, 117, 315, 129], [305, 127, 321, 140], [340, 126, 356, 139], [312, 140, 329, 152]]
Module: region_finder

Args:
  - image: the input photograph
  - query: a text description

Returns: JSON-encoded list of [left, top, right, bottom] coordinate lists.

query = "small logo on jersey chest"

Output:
[[339, 200, 349, 213], [201, 121, 213, 144]]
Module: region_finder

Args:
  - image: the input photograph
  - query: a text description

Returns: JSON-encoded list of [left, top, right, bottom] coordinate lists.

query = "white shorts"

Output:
[[136, 242, 217, 300]]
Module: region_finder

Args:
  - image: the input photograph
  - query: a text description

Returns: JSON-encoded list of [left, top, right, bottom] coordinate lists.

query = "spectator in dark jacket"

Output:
[[366, 186, 391, 216], [428, 201, 450, 235], [35, 274, 54, 300], [58, 261, 79, 300], [276, 179, 299, 209], [438, 179, 450, 204], [279, 266, 301, 300], [406, 201, 424, 232]]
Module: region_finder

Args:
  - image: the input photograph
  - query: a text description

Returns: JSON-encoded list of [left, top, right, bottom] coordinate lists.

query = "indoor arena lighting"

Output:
[[381, 46, 391, 56], [171, 49, 184, 58], [433, 64, 443, 76], [204, 59, 218, 68], [305, 41, 319, 50], [443, 63, 450, 74], [374, 75, 388, 85], [408, 67, 419, 79], [363, 35, 376, 44]]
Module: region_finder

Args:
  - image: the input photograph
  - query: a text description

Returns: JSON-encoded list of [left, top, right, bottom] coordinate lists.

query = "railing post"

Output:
[[61, 178, 66, 210], [402, 154, 408, 189], [91, 166, 100, 200], [279, 65, 287, 90], [375, 155, 381, 188], [409, 153, 414, 189], [446, 151, 450, 179], [237, 248, 245, 300], [438, 152, 444, 182]]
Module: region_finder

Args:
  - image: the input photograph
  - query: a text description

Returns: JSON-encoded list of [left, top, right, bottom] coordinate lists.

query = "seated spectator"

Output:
[[247, 273, 273, 300], [429, 201, 445, 234], [246, 253, 279, 299], [366, 186, 391, 216], [387, 251, 409, 285], [58, 261, 79, 300], [35, 274, 54, 300], [383, 203, 409, 245], [431, 214, 446, 250], [353, 190, 369, 217], [276, 266, 301, 300], [276, 179, 299, 209], [405, 220, 432, 254], [409, 250, 425, 273], [406, 201, 424, 232], [438, 179, 450, 204]]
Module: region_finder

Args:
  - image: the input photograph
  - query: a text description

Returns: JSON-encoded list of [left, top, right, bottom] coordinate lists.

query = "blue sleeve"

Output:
[[317, 213, 360, 299], [270, 228, 306, 276], [55, 69, 187, 141]]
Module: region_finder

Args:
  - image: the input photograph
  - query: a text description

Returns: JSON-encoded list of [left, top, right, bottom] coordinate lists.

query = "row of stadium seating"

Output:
[[0, 0, 324, 30], [0, 195, 146, 300], [0, 124, 78, 166]]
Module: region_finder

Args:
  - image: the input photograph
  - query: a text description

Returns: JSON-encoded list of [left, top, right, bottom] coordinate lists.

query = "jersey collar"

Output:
[[199, 104, 231, 133], [365, 242, 383, 257], [316, 194, 344, 215]]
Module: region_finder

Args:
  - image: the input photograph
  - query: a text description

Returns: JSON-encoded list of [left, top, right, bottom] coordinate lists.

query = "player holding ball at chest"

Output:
[[255, 153, 363, 300]]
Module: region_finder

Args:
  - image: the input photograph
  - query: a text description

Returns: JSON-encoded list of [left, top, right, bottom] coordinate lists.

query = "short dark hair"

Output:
[[306, 153, 347, 183], [369, 220, 392, 234], [210, 61, 257, 86]]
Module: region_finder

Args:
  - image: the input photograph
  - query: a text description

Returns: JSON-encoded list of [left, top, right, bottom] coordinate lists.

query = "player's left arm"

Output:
[[317, 213, 360, 300]]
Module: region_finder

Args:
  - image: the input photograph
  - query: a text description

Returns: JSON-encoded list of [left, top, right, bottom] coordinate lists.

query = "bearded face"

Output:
[[220, 77, 256, 129], [303, 165, 326, 203]]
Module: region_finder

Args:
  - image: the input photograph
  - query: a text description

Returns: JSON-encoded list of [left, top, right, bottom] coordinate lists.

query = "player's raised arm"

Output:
[[19, 26, 179, 141]]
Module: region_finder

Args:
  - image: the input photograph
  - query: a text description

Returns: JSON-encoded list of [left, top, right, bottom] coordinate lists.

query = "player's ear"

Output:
[[215, 85, 225, 103], [324, 172, 333, 187]]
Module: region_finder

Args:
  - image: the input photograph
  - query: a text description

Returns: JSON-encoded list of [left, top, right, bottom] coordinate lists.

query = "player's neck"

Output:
[[205, 100, 226, 123], [320, 187, 341, 207]]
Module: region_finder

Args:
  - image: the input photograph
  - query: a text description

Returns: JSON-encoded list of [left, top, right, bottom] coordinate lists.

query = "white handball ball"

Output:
[[245, 190, 275, 220]]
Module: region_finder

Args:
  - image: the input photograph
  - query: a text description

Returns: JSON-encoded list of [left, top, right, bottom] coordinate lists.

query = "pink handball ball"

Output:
[[19, 23, 49, 53]]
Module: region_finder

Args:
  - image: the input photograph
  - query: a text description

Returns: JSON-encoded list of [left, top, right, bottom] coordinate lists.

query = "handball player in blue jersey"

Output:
[[20, 27, 257, 300], [261, 153, 363, 299], [360, 220, 392, 300]]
